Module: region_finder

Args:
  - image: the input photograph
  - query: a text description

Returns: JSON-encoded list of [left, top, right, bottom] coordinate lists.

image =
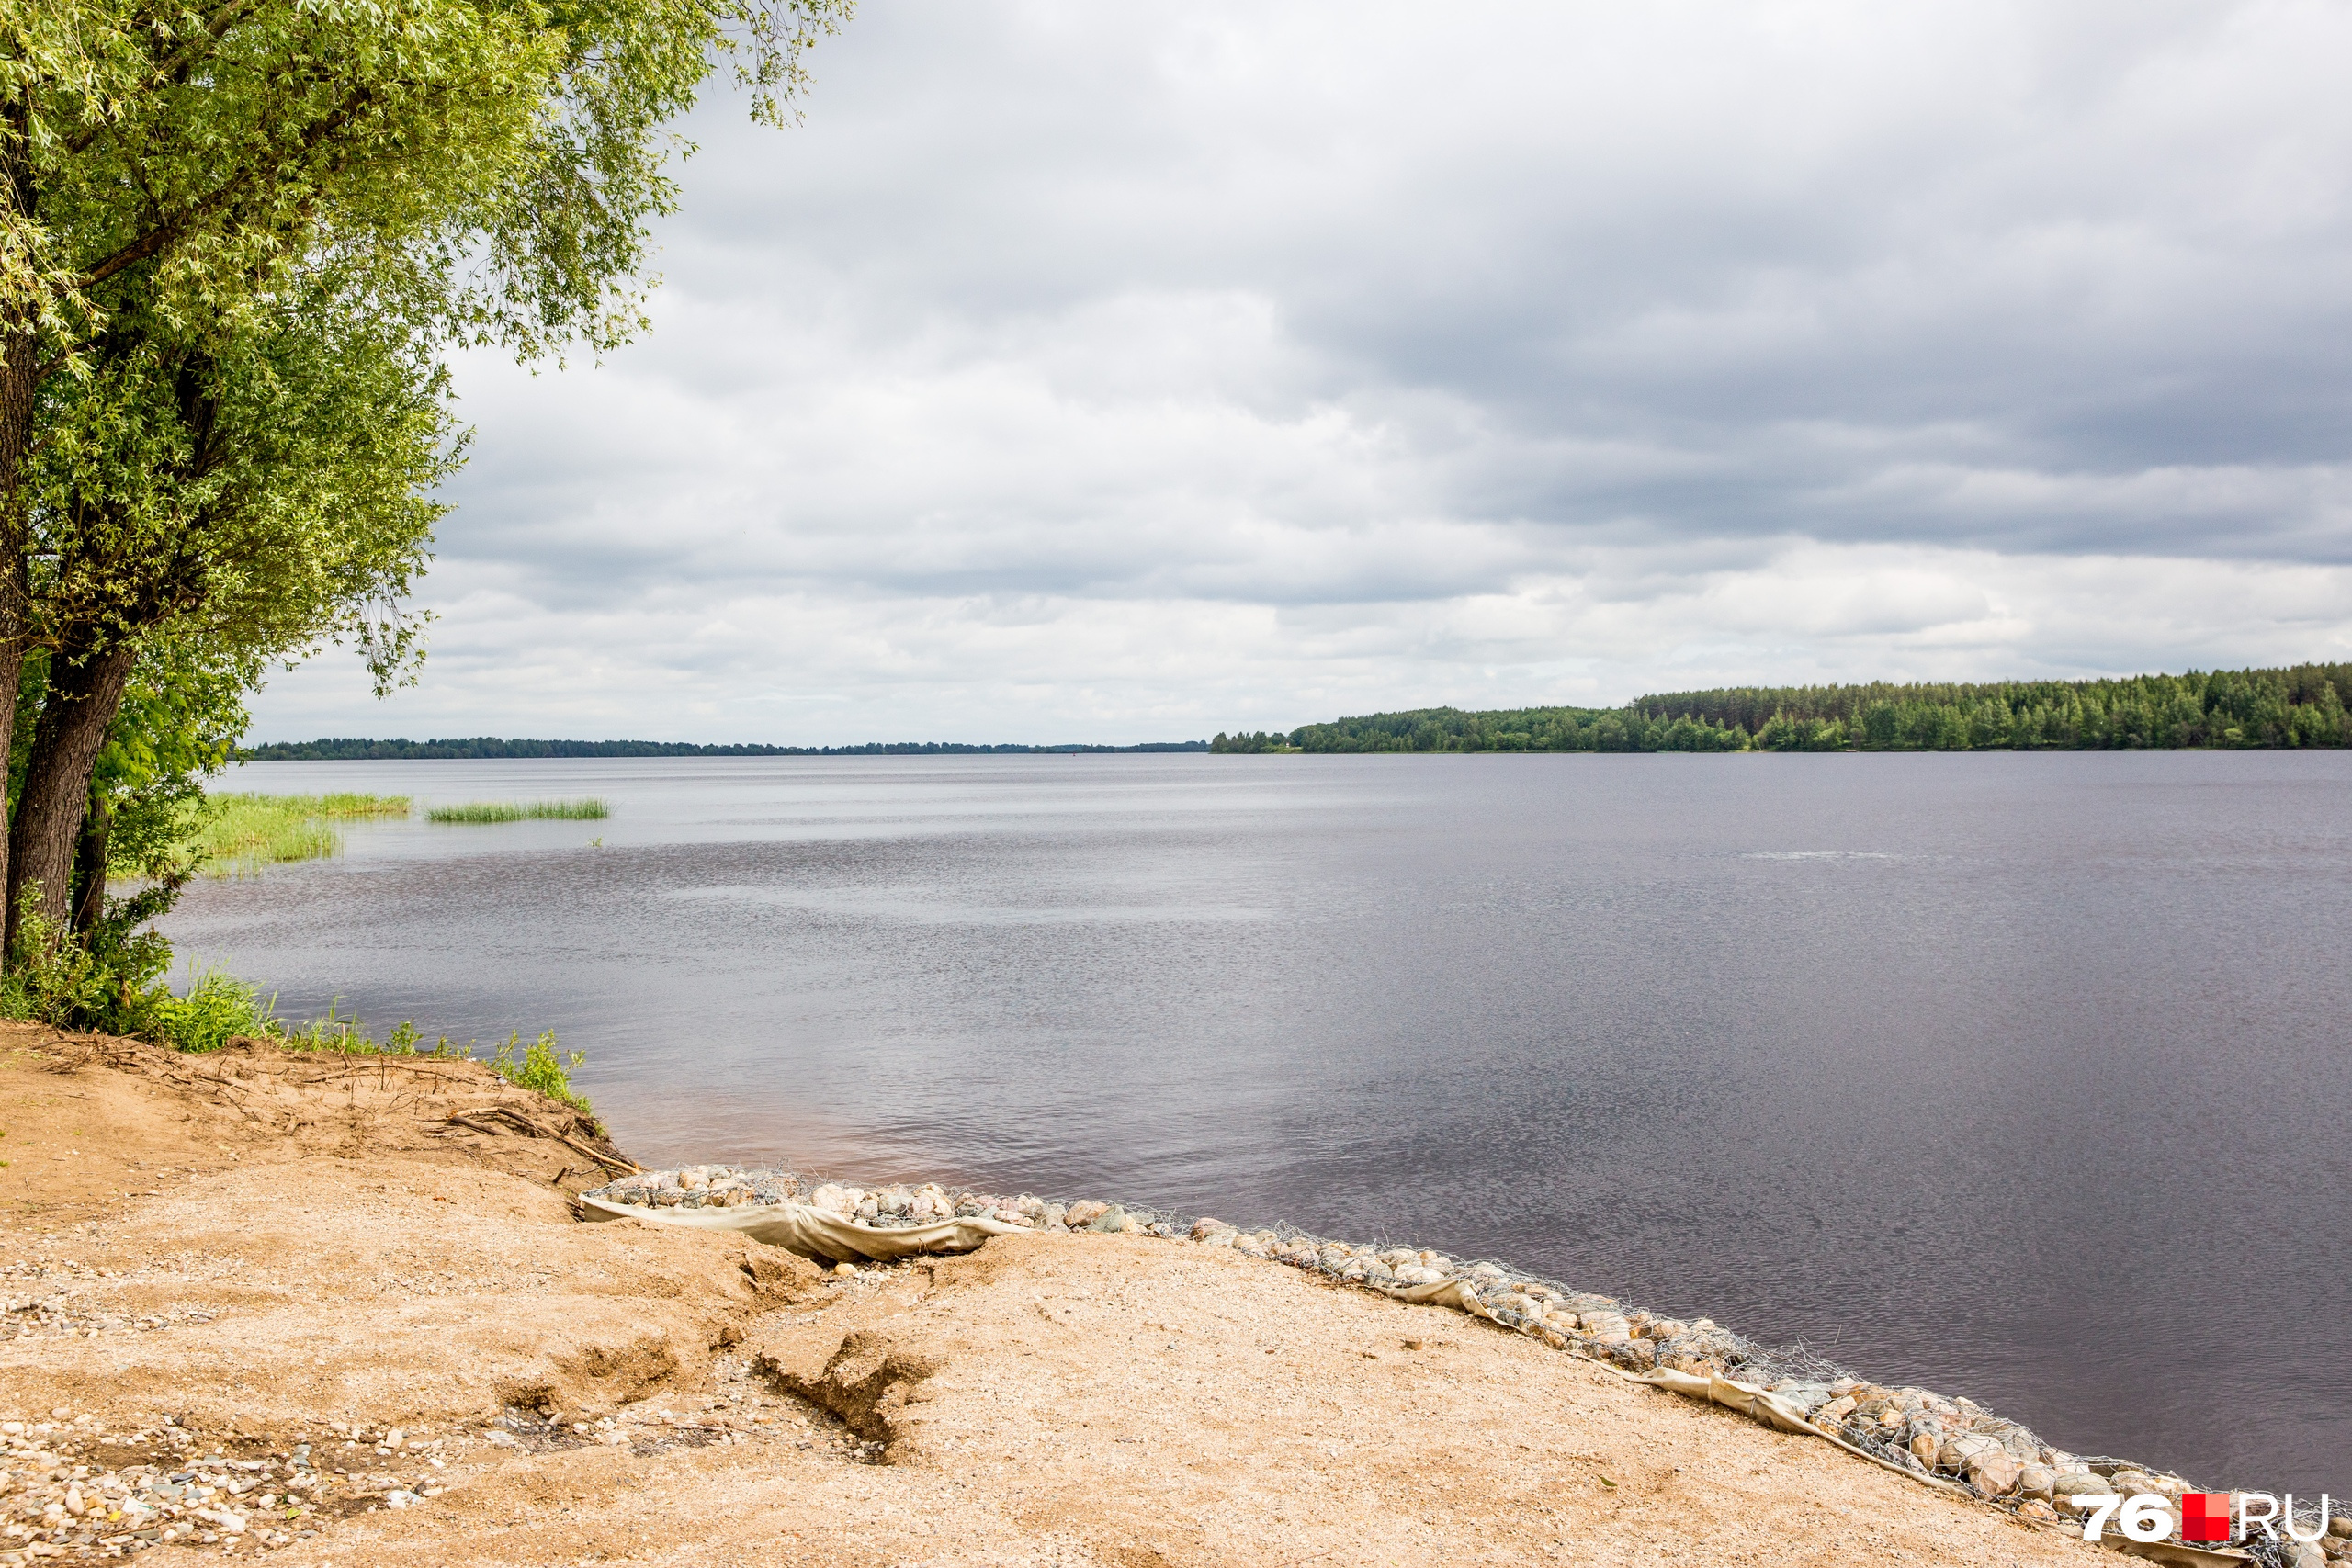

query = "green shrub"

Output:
[[489, 1029, 592, 1113], [0, 884, 176, 1037], [150, 970, 277, 1053], [0, 875, 593, 1120]]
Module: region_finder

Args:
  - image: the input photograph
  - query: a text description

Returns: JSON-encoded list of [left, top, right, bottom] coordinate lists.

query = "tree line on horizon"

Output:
[[1211, 664, 2352, 754], [239, 738, 1212, 760]]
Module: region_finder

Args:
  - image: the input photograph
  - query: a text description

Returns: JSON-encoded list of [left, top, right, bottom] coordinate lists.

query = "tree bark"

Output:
[[8, 642, 137, 936], [0, 326, 35, 943], [0, 99, 40, 943], [70, 797, 111, 933]]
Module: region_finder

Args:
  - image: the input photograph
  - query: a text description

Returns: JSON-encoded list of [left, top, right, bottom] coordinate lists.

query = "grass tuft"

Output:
[[185, 793, 411, 877], [488, 1029, 594, 1114], [152, 969, 596, 1121], [426, 798, 611, 824]]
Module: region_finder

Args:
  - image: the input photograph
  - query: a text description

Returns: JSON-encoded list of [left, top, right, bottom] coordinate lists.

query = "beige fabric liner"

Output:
[[587, 1198, 2245, 1564], [580, 1193, 1024, 1262]]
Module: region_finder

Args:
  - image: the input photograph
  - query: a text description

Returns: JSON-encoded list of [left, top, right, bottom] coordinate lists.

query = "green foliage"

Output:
[[0, 0, 850, 1030], [0, 883, 174, 1036], [1279, 705, 1749, 754], [0, 855, 590, 1114], [129, 965, 595, 1120], [91, 644, 260, 880], [5, 0, 855, 367], [0, 893, 107, 1026], [1639, 665, 2352, 750], [179, 792, 411, 877], [1259, 665, 2352, 754], [28, 269, 460, 698], [148, 969, 277, 1054], [6, 620, 259, 942], [0, 0, 854, 937], [147, 977, 451, 1061], [489, 1030, 592, 1114], [1207, 731, 1298, 754], [425, 798, 610, 823]]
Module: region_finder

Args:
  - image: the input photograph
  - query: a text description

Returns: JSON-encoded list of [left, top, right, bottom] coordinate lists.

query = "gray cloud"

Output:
[[249, 0, 2352, 743]]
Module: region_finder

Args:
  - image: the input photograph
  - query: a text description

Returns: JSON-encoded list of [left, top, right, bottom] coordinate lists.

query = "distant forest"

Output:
[[1212, 665, 2352, 753], [243, 737, 1211, 761]]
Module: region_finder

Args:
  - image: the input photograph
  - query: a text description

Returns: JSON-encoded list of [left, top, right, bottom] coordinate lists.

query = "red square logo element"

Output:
[[2180, 1493, 2232, 1543]]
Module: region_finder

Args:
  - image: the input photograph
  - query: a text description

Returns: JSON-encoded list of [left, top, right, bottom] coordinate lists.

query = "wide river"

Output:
[[164, 752, 2351, 1492]]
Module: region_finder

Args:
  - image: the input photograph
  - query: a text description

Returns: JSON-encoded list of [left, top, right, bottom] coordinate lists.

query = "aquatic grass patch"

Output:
[[425, 798, 611, 824], [184, 793, 412, 877]]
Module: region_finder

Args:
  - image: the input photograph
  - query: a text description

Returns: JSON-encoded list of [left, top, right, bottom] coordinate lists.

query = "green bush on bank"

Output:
[[488, 1030, 595, 1116], [0, 891, 592, 1120], [0, 886, 179, 1038]]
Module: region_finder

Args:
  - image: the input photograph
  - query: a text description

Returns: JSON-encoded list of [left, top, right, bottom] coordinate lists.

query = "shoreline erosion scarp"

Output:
[[0, 1023, 2304, 1567], [587, 1168, 2339, 1566]]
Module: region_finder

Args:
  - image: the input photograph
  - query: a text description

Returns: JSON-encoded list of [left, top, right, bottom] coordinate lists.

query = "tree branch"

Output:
[[62, 0, 270, 158], [73, 86, 374, 291]]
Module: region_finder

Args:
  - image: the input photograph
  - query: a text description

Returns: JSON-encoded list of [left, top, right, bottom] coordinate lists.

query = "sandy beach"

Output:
[[5, 1022, 2120, 1565]]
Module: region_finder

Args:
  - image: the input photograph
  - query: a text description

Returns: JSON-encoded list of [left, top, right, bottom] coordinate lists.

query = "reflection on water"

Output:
[[1737, 849, 1900, 860], [163, 751, 2352, 1493], [664, 886, 1273, 925]]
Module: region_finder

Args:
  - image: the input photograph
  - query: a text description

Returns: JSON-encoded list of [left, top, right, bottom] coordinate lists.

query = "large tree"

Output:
[[0, 0, 849, 905], [10, 265, 452, 930]]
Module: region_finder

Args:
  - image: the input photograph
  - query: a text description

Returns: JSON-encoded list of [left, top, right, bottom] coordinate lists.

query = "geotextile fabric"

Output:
[[578, 1194, 1023, 1262], [1376, 1278, 1813, 1435]]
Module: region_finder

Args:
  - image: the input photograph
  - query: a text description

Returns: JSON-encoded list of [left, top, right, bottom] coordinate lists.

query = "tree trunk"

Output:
[[70, 797, 112, 933], [8, 642, 137, 936], [0, 105, 40, 944], [0, 324, 35, 945]]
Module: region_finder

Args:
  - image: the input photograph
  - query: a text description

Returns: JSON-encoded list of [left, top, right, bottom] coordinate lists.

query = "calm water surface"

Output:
[[161, 753, 2352, 1492]]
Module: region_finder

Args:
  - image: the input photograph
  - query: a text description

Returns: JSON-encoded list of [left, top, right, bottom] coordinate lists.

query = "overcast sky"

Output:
[[250, 0, 2352, 744]]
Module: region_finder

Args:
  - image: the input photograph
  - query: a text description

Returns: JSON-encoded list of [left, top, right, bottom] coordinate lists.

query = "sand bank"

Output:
[[4, 1023, 2119, 1566]]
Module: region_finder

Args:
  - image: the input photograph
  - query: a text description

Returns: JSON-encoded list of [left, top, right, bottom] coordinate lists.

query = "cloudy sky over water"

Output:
[[253, 0, 2352, 743]]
